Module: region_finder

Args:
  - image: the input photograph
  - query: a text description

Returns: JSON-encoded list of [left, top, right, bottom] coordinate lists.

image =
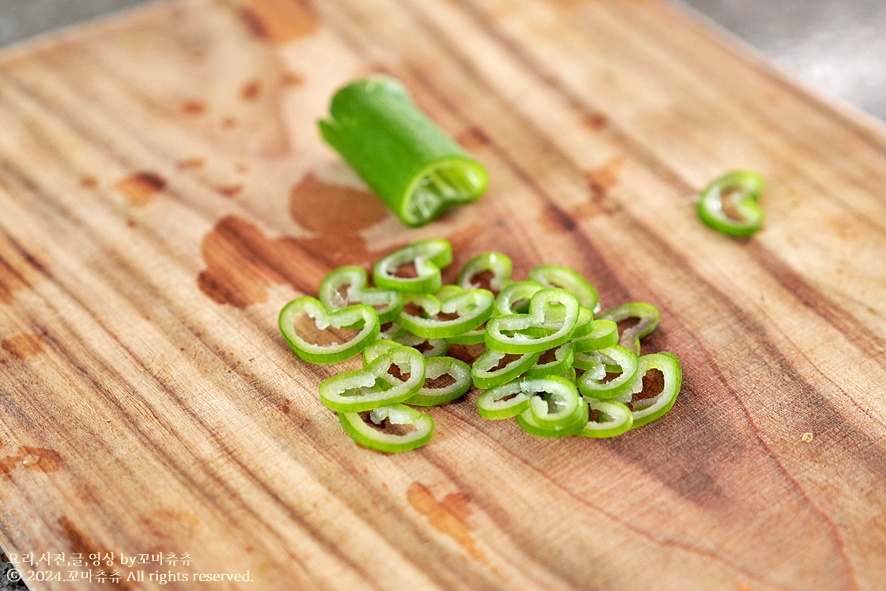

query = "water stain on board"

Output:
[[585, 155, 625, 200], [216, 184, 243, 197], [58, 517, 135, 591], [241, 80, 262, 101], [239, 0, 319, 44], [1, 333, 44, 360], [581, 113, 608, 131], [114, 172, 167, 207], [80, 176, 99, 189], [177, 157, 205, 170], [180, 100, 206, 116], [0, 446, 63, 477], [140, 509, 200, 539], [407, 482, 485, 561], [289, 172, 389, 264], [281, 72, 304, 87], [0, 234, 43, 305], [456, 126, 491, 150]]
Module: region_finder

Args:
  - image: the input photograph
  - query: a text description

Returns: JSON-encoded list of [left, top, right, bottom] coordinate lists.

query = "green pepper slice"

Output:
[[580, 399, 633, 438], [598, 302, 660, 356], [471, 349, 542, 390], [338, 404, 434, 453], [398, 287, 494, 339], [319, 77, 488, 228], [279, 297, 380, 364], [576, 345, 639, 399], [516, 400, 589, 438], [319, 265, 403, 325], [528, 264, 600, 314], [619, 352, 683, 428], [457, 251, 513, 294], [319, 344, 425, 412], [486, 288, 579, 354], [495, 280, 542, 315], [525, 342, 575, 378], [408, 356, 472, 406], [572, 319, 619, 352], [696, 170, 765, 238], [373, 238, 453, 294], [526, 376, 584, 429]]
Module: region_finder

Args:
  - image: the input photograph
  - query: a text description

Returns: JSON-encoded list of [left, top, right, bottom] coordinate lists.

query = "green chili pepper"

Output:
[[598, 302, 660, 356], [318, 77, 488, 227], [319, 343, 425, 412], [526, 376, 584, 429], [457, 252, 513, 294], [576, 345, 639, 399], [471, 349, 542, 390], [619, 352, 683, 428], [319, 265, 403, 325], [398, 287, 494, 339], [580, 399, 633, 438], [525, 342, 575, 378], [495, 280, 542, 315], [279, 297, 380, 364], [696, 170, 765, 237], [572, 319, 619, 352], [373, 238, 453, 294], [528, 264, 600, 314], [338, 404, 434, 453], [408, 356, 472, 406], [516, 400, 589, 438], [486, 288, 580, 354]]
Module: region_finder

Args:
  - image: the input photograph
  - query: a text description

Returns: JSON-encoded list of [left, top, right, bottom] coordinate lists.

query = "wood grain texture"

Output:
[[0, 0, 884, 589]]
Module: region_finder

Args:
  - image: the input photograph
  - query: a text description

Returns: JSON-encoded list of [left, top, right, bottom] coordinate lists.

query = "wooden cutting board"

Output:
[[1, 0, 884, 589]]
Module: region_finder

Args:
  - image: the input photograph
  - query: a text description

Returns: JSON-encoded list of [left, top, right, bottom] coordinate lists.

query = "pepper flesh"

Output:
[[486, 288, 580, 354], [373, 238, 453, 294], [319, 77, 488, 227], [278, 297, 380, 364], [696, 170, 765, 237], [338, 404, 435, 453], [319, 265, 402, 325]]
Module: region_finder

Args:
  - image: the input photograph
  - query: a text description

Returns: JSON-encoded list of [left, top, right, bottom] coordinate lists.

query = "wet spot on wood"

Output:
[[1, 446, 63, 476], [239, 0, 319, 44], [0, 234, 41, 304], [222, 116, 238, 129], [180, 100, 206, 116], [281, 72, 304, 86], [217, 184, 243, 197], [585, 155, 625, 200], [1, 333, 44, 360], [236, 163, 249, 174], [197, 215, 313, 308], [582, 113, 608, 130], [177, 157, 205, 170], [114, 172, 167, 207], [289, 173, 388, 264], [143, 509, 200, 538], [407, 482, 485, 561], [456, 126, 491, 150], [241, 80, 262, 101], [80, 176, 98, 189], [539, 203, 578, 233]]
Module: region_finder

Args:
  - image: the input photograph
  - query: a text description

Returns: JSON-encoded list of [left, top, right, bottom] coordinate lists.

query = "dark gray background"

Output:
[[0, 0, 884, 121]]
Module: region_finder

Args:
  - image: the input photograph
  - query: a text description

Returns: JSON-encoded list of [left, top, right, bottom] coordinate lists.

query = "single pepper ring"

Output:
[[338, 404, 435, 453], [485, 288, 580, 354], [319, 265, 403, 325], [696, 170, 765, 237], [457, 251, 513, 294], [598, 302, 660, 356], [398, 287, 495, 339], [278, 296, 380, 364], [580, 399, 634, 439], [319, 344, 426, 412], [373, 238, 453, 294]]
